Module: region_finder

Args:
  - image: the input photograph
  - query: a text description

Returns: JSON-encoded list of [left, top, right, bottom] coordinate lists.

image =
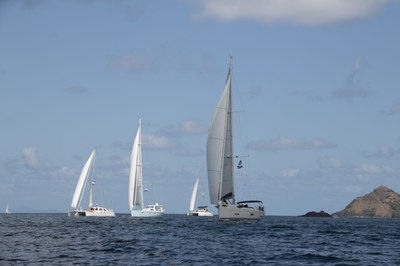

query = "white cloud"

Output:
[[157, 119, 207, 137], [22, 147, 40, 169], [344, 185, 363, 194], [317, 157, 348, 169], [142, 134, 177, 150], [248, 136, 335, 151], [332, 57, 369, 100], [356, 163, 394, 175], [364, 145, 398, 159], [355, 174, 371, 181], [179, 120, 207, 135], [53, 166, 75, 178], [194, 0, 387, 26], [279, 168, 300, 178], [173, 147, 203, 157]]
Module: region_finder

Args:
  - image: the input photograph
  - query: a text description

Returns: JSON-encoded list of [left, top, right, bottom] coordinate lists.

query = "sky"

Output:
[[1, 0, 400, 215]]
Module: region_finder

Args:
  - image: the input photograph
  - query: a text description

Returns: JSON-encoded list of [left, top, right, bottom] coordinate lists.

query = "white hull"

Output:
[[69, 211, 115, 217], [187, 210, 214, 217], [131, 210, 164, 217], [69, 149, 115, 218], [131, 204, 165, 217], [69, 207, 115, 217], [218, 204, 264, 220]]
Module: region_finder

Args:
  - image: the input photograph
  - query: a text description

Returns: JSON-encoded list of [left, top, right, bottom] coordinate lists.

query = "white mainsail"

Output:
[[207, 60, 264, 220], [129, 119, 143, 211], [5, 204, 11, 214], [70, 149, 95, 209], [207, 63, 234, 205], [189, 178, 199, 212]]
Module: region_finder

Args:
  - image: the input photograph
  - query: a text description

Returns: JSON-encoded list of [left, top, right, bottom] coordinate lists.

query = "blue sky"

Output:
[[1, 0, 399, 215]]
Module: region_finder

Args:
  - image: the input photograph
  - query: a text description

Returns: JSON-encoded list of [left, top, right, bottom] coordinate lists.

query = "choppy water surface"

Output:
[[1, 214, 399, 265]]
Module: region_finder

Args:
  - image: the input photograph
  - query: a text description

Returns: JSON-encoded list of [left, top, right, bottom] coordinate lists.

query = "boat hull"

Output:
[[84, 211, 115, 217], [218, 204, 264, 220], [187, 207, 214, 217], [131, 204, 165, 217], [131, 210, 164, 217], [69, 208, 115, 217], [187, 211, 214, 217]]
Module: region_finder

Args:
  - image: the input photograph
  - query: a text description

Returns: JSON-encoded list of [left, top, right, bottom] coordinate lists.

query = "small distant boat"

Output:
[[187, 178, 213, 217], [5, 204, 11, 214], [207, 59, 265, 220], [69, 149, 115, 217], [129, 119, 165, 217]]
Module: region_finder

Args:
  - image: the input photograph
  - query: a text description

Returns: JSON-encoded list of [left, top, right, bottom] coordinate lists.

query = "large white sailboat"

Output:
[[129, 119, 165, 217], [207, 60, 265, 220], [187, 177, 213, 217], [69, 149, 115, 217]]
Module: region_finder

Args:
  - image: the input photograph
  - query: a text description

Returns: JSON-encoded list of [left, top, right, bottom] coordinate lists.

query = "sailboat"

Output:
[[69, 149, 115, 217], [207, 60, 265, 220], [187, 177, 213, 217], [129, 119, 165, 217], [5, 204, 11, 214]]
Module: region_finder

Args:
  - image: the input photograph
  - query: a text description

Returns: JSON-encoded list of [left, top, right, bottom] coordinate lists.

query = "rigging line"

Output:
[[231, 67, 254, 199]]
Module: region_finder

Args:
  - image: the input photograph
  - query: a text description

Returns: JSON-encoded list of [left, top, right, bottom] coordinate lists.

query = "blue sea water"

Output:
[[1, 214, 399, 265]]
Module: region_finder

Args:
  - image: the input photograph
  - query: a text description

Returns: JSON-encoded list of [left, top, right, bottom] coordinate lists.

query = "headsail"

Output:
[[129, 119, 144, 210], [189, 178, 199, 211], [71, 149, 96, 209], [207, 62, 235, 205]]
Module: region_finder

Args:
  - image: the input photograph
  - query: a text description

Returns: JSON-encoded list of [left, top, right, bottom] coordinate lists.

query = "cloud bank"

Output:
[[248, 136, 335, 151], [194, 0, 387, 26], [332, 57, 369, 100]]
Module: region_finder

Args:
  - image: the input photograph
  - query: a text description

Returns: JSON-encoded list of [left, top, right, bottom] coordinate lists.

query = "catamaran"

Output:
[[69, 149, 115, 217], [129, 119, 165, 217], [207, 59, 265, 220], [187, 177, 213, 217]]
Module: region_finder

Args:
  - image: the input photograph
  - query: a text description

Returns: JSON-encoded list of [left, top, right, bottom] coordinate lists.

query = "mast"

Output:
[[220, 59, 235, 204], [88, 149, 96, 208], [227, 59, 235, 204], [138, 118, 144, 209]]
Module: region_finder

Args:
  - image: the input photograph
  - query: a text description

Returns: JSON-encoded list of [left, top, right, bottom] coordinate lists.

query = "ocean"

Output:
[[1, 214, 399, 265]]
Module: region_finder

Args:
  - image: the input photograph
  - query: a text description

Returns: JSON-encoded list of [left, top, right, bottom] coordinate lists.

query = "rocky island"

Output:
[[333, 186, 400, 218], [300, 210, 332, 218]]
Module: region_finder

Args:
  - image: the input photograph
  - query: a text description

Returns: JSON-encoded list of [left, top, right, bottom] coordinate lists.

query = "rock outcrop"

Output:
[[333, 186, 400, 218], [300, 210, 332, 218]]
